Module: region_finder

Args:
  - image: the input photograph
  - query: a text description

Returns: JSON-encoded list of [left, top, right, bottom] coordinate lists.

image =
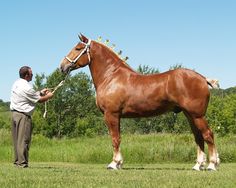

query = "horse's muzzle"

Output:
[[60, 63, 71, 74]]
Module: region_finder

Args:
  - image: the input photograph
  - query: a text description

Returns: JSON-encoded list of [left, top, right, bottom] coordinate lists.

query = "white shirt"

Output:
[[10, 78, 40, 116]]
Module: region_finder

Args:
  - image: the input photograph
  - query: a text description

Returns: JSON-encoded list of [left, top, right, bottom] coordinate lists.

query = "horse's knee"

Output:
[[202, 129, 214, 144], [112, 136, 120, 145]]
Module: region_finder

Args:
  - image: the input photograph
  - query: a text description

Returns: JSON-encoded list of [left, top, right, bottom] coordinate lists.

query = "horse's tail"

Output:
[[206, 78, 220, 89]]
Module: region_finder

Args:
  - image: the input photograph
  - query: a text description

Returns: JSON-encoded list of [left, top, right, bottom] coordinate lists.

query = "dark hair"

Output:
[[19, 66, 31, 78]]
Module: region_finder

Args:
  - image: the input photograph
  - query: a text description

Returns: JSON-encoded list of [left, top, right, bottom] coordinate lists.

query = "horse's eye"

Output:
[[75, 48, 82, 51]]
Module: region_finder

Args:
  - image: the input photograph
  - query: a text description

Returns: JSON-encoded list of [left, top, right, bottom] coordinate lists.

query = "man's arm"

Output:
[[38, 90, 53, 103]]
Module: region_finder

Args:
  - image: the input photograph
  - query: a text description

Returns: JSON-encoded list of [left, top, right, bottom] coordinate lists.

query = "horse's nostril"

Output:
[[59, 66, 63, 73]]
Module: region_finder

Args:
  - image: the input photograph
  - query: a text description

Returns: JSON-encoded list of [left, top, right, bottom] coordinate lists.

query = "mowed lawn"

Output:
[[0, 162, 235, 188]]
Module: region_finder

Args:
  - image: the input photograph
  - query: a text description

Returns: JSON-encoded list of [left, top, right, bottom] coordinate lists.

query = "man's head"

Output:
[[19, 66, 33, 82]]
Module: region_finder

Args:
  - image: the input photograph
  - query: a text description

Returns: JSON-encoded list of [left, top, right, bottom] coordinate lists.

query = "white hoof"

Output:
[[107, 161, 123, 170], [207, 162, 217, 171], [192, 162, 205, 171]]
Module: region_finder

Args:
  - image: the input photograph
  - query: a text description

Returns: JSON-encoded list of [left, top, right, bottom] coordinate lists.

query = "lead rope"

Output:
[[43, 70, 71, 118], [43, 80, 64, 118]]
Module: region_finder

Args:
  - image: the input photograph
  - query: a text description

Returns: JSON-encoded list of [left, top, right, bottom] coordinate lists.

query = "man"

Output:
[[10, 66, 53, 168]]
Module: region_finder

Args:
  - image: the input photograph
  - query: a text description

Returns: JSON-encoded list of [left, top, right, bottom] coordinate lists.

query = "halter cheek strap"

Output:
[[65, 39, 91, 66]]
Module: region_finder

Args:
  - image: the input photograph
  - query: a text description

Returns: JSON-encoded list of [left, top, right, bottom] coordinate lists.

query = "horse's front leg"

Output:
[[104, 112, 123, 170], [192, 146, 206, 171]]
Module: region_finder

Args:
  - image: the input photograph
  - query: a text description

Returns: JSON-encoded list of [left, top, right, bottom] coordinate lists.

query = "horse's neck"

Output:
[[89, 43, 135, 89], [89, 56, 124, 89]]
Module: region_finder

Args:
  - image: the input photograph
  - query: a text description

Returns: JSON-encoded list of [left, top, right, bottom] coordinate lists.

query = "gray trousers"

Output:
[[11, 111, 32, 167]]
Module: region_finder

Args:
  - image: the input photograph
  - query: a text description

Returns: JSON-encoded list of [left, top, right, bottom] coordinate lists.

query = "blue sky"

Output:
[[1, 0, 236, 101]]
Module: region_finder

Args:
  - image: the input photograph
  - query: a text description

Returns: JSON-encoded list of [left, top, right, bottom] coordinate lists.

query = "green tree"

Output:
[[33, 69, 103, 138], [207, 91, 236, 135]]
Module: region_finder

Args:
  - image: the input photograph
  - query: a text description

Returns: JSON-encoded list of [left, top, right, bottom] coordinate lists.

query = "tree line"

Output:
[[0, 65, 235, 137]]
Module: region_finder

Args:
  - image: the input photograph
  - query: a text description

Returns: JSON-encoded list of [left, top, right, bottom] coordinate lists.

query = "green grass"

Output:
[[1, 129, 236, 164], [0, 162, 235, 188], [1, 130, 236, 187]]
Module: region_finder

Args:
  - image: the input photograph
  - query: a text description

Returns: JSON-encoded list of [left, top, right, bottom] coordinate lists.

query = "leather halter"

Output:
[[65, 39, 91, 67]]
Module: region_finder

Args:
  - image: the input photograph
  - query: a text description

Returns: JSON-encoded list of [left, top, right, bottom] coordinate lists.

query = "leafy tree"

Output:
[[0, 100, 10, 112], [224, 87, 236, 95], [0, 100, 11, 130], [207, 91, 236, 136], [33, 69, 103, 138], [223, 94, 236, 134], [74, 115, 106, 137]]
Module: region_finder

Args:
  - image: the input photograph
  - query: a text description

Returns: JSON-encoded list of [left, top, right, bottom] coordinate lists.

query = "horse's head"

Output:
[[60, 34, 91, 73]]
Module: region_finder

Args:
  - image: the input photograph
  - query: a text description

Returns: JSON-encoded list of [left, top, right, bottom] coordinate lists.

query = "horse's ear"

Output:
[[78, 33, 88, 43], [78, 34, 83, 41]]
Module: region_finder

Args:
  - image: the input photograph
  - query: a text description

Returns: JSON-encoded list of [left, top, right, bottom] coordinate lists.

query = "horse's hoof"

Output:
[[107, 161, 119, 170], [207, 163, 217, 171], [207, 167, 217, 171], [192, 163, 205, 171]]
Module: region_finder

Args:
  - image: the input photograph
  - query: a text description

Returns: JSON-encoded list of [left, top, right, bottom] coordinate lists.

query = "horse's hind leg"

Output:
[[191, 116, 219, 170], [104, 112, 123, 170], [191, 126, 207, 170], [184, 112, 207, 170]]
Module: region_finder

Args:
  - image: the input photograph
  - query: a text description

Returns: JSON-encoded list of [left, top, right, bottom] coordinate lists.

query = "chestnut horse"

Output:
[[60, 34, 220, 170]]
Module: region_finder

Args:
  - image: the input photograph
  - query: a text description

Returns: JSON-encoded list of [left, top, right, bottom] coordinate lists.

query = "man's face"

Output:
[[26, 69, 33, 82]]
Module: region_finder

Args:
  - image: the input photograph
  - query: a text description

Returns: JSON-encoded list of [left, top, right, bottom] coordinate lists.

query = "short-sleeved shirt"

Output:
[[10, 78, 40, 116]]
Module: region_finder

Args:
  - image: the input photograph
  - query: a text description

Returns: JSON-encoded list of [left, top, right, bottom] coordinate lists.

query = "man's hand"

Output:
[[40, 88, 49, 96], [38, 90, 53, 103], [46, 91, 53, 99]]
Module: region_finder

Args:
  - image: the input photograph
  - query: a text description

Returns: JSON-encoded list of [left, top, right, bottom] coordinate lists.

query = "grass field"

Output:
[[1, 130, 236, 187], [0, 162, 235, 188], [1, 131, 236, 164]]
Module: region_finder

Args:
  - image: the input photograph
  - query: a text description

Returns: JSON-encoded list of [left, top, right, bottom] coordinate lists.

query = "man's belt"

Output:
[[11, 110, 31, 118]]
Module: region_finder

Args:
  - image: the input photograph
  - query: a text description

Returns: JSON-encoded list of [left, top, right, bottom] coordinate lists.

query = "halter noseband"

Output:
[[65, 39, 91, 66]]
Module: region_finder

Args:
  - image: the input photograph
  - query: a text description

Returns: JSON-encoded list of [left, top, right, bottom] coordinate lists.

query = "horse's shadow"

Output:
[[30, 164, 190, 171], [31, 166, 56, 169], [122, 167, 189, 171]]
